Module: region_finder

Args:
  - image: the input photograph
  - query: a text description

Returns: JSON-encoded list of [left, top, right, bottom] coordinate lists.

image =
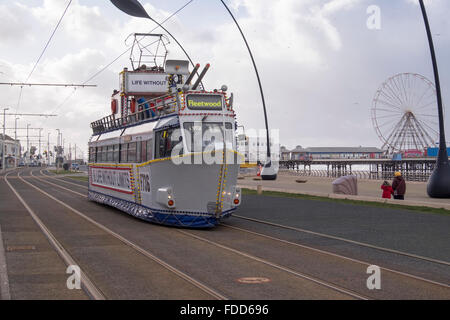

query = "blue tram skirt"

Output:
[[88, 190, 234, 228]]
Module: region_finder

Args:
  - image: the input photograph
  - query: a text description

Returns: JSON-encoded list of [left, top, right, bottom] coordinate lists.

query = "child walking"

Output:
[[381, 180, 393, 199]]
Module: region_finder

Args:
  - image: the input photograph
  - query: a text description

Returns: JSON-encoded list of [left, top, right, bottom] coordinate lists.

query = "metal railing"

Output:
[[91, 93, 177, 135]]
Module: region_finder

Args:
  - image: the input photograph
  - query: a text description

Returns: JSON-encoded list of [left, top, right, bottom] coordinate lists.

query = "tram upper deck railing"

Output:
[[90, 93, 178, 135]]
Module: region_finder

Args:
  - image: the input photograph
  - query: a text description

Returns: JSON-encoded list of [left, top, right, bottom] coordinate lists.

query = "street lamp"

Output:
[[110, 0, 277, 179], [26, 123, 30, 163], [419, 0, 450, 198], [14, 117, 19, 167], [47, 132, 51, 166], [2, 107, 9, 172]]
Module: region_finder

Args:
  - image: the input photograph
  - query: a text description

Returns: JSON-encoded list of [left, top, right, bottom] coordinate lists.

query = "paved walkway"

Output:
[[238, 171, 450, 210]]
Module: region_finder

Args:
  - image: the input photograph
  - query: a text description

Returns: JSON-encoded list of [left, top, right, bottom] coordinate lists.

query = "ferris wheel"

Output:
[[371, 73, 439, 154]]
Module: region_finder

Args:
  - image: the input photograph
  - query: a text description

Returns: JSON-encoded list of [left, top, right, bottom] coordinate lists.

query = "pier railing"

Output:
[[281, 169, 432, 182]]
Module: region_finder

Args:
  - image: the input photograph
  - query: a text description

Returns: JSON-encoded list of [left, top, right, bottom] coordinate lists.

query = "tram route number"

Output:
[[139, 173, 151, 193]]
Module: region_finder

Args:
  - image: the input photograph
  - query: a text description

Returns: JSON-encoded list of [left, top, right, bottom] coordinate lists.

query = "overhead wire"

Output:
[[15, 0, 73, 115]]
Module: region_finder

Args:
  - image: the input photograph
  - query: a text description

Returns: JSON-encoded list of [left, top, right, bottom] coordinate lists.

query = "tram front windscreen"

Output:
[[183, 122, 233, 152]]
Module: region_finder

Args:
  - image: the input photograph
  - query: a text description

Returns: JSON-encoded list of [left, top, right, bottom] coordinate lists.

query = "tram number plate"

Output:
[[139, 173, 151, 193]]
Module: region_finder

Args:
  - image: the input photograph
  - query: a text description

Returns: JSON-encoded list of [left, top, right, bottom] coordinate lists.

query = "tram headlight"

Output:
[[157, 187, 176, 209], [233, 187, 241, 206]]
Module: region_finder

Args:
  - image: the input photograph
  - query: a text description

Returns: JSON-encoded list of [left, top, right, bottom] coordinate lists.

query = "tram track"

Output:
[[6, 168, 227, 300], [38, 169, 450, 281], [26, 172, 364, 300], [29, 169, 365, 300], [232, 214, 450, 267], [4, 170, 104, 300], [39, 169, 450, 269], [26, 168, 450, 299]]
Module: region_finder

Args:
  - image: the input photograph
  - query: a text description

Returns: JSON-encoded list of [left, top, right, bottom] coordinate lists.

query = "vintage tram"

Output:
[[88, 36, 242, 228]]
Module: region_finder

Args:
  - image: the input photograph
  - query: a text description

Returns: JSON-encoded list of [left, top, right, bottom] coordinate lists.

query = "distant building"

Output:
[[0, 134, 21, 168], [279, 146, 384, 160], [237, 133, 280, 164]]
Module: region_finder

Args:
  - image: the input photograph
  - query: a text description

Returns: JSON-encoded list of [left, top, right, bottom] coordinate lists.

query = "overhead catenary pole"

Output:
[[14, 117, 19, 167], [26, 124, 30, 164], [47, 132, 50, 166], [419, 0, 450, 198], [38, 128, 42, 163], [2, 107, 9, 171]]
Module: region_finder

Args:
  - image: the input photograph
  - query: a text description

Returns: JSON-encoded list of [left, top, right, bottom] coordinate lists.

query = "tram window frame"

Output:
[[120, 143, 128, 163], [155, 128, 179, 159], [89, 147, 95, 162], [147, 139, 153, 160], [127, 142, 137, 163], [183, 122, 233, 152], [113, 144, 119, 163], [98, 146, 103, 162], [136, 140, 141, 163], [107, 145, 113, 162], [141, 140, 147, 163]]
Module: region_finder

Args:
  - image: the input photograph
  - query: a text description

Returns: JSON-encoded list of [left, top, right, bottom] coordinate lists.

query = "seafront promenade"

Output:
[[238, 170, 450, 210]]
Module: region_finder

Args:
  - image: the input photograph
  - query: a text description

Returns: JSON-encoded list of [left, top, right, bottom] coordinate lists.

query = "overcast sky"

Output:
[[0, 0, 449, 157]]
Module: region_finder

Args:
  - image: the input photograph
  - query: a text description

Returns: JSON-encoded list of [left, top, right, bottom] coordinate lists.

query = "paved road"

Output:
[[0, 167, 448, 300]]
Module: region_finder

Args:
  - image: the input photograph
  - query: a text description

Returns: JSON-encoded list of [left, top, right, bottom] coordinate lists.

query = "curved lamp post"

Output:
[[419, 0, 450, 198], [111, 0, 277, 180], [219, 1, 276, 180]]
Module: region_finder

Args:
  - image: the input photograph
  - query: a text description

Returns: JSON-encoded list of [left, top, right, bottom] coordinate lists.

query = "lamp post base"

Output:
[[261, 160, 278, 181], [427, 163, 450, 198]]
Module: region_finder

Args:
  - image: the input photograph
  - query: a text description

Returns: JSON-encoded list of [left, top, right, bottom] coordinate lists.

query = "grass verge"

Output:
[[242, 188, 450, 216], [49, 170, 83, 175], [66, 175, 88, 182]]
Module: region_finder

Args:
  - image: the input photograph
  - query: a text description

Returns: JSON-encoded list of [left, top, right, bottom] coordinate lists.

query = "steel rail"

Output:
[[4, 170, 105, 300], [233, 215, 450, 267], [39, 169, 450, 268], [25, 169, 226, 300], [220, 223, 450, 289]]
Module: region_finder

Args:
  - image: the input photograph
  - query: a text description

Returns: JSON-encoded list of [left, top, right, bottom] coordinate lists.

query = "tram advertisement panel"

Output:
[[90, 166, 133, 194]]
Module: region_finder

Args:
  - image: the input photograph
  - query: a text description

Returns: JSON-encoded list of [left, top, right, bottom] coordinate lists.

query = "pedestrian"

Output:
[[392, 171, 406, 200], [381, 180, 393, 199]]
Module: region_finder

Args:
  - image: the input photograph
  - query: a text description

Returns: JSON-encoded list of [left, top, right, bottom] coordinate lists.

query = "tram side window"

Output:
[[141, 140, 147, 163], [120, 143, 128, 163], [147, 139, 153, 160], [136, 141, 141, 164], [113, 144, 119, 163], [128, 142, 137, 163], [155, 128, 179, 159], [89, 147, 96, 162], [107, 145, 113, 162], [97, 147, 103, 162]]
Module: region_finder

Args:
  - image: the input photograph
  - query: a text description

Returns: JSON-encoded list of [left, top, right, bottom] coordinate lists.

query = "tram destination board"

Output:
[[186, 94, 223, 110]]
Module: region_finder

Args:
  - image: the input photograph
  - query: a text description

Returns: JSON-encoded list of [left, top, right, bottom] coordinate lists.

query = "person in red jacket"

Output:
[[381, 180, 393, 199]]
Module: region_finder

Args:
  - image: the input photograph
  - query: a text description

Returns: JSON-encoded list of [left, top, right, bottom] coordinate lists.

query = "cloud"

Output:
[[1, 0, 449, 157]]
